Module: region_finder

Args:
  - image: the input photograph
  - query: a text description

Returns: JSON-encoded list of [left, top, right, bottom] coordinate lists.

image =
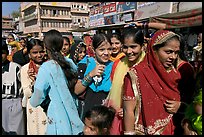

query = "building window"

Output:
[[53, 10, 57, 16]]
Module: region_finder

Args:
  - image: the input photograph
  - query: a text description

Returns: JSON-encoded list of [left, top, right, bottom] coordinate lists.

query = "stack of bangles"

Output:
[[81, 73, 92, 87], [124, 131, 136, 135]]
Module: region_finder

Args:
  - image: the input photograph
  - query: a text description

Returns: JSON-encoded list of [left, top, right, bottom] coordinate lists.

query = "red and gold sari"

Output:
[[123, 30, 181, 135]]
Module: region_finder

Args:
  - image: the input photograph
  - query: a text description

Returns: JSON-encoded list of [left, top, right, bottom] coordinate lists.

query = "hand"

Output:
[[117, 108, 123, 118], [183, 121, 198, 135], [27, 68, 36, 82], [89, 63, 105, 77], [164, 100, 181, 114]]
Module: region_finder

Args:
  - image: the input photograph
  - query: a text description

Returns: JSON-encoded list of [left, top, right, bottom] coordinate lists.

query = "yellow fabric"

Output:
[[110, 52, 125, 62], [193, 42, 202, 52], [105, 51, 146, 110]]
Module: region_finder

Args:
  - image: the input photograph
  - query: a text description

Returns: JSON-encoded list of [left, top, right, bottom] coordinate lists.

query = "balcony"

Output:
[[22, 13, 37, 22], [71, 8, 89, 14], [41, 14, 72, 20]]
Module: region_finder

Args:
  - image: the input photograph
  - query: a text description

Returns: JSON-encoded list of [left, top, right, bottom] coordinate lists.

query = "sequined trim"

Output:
[[134, 114, 173, 135], [123, 96, 136, 100]]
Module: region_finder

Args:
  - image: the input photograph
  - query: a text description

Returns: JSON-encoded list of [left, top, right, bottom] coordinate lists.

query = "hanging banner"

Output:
[[150, 8, 202, 28], [134, 2, 172, 20]]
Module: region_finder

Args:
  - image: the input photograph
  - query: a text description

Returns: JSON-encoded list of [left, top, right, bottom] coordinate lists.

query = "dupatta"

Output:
[[129, 30, 181, 135]]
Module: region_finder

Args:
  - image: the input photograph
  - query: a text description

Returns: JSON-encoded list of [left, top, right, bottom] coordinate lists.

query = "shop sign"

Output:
[[103, 2, 117, 16], [134, 2, 172, 20], [117, 2, 136, 13]]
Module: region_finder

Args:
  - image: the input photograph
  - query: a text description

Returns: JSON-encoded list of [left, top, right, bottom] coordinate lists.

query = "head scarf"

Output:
[[129, 30, 181, 134]]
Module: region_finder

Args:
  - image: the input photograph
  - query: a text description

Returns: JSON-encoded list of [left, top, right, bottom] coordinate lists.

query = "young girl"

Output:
[[20, 38, 47, 135], [109, 33, 125, 62], [79, 105, 116, 135], [29, 29, 84, 135]]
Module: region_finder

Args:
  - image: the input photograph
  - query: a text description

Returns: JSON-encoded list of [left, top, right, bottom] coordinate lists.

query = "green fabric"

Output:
[[192, 115, 202, 135], [185, 89, 202, 135]]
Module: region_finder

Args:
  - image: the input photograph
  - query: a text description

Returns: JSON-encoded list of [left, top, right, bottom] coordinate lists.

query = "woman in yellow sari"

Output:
[[103, 26, 146, 135]]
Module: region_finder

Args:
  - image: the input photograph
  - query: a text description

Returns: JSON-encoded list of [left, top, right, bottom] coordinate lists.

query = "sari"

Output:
[[123, 30, 181, 135], [104, 51, 145, 135], [110, 52, 125, 62]]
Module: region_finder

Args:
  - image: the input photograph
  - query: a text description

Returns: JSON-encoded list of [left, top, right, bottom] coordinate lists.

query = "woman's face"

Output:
[[78, 46, 86, 61], [7, 35, 14, 43], [29, 45, 45, 64], [61, 39, 70, 56], [123, 37, 143, 62], [154, 39, 180, 70], [19, 39, 26, 48], [111, 37, 122, 56], [194, 103, 202, 115], [95, 40, 112, 64], [83, 118, 99, 135]]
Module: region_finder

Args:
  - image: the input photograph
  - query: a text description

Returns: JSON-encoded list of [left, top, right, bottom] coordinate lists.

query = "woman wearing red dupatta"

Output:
[[123, 30, 181, 135]]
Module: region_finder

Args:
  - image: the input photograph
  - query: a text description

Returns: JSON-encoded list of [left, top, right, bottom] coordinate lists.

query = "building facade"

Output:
[[20, 2, 90, 39], [2, 16, 15, 37]]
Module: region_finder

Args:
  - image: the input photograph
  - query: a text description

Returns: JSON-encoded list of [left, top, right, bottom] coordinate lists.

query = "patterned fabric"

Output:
[[123, 30, 181, 135], [20, 63, 47, 135], [110, 52, 125, 62], [104, 51, 145, 135], [30, 58, 83, 135]]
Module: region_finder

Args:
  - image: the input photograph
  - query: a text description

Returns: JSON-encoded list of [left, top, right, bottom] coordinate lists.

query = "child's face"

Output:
[[83, 118, 99, 135], [194, 103, 202, 115]]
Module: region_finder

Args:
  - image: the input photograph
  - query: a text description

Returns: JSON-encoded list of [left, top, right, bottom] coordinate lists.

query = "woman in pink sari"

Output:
[[123, 30, 182, 135]]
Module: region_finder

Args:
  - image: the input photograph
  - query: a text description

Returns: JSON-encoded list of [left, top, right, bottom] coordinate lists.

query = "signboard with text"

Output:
[[134, 2, 172, 20], [117, 2, 136, 13]]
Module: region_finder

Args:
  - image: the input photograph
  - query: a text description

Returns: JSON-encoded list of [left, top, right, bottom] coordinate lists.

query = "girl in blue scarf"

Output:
[[75, 33, 113, 120]]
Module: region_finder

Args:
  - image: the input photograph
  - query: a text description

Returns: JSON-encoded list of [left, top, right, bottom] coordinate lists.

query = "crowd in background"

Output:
[[2, 21, 202, 135]]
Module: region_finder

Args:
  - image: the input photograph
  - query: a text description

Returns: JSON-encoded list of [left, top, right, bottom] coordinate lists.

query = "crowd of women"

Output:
[[2, 21, 202, 135]]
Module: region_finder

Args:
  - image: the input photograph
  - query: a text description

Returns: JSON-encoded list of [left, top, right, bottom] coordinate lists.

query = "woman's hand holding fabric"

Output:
[[164, 100, 181, 114], [89, 63, 105, 77], [27, 68, 36, 82], [117, 108, 123, 118]]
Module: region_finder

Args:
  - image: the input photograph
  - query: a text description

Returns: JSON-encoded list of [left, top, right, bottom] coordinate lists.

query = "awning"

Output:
[[149, 8, 202, 29], [68, 23, 127, 32], [68, 27, 92, 32]]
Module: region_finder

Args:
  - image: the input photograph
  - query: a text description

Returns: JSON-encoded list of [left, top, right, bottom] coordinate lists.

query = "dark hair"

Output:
[[63, 36, 71, 46], [92, 33, 111, 50], [153, 35, 180, 51], [84, 105, 116, 135], [122, 27, 144, 46], [43, 29, 77, 93], [178, 34, 188, 61], [7, 33, 15, 39], [70, 41, 86, 64], [2, 40, 9, 55], [111, 33, 122, 42], [27, 38, 44, 53]]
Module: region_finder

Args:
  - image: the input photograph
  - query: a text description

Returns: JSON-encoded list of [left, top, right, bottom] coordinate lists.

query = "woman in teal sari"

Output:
[[30, 29, 84, 135]]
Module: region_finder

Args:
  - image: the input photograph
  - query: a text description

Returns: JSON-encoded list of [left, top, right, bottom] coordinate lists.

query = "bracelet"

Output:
[[124, 131, 136, 135], [81, 73, 92, 87]]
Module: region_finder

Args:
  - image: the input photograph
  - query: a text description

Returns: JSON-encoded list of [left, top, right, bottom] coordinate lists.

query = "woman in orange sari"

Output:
[[123, 30, 181, 135]]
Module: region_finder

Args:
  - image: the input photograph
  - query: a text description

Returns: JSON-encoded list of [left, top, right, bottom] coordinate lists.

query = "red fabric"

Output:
[[178, 61, 195, 104], [124, 30, 181, 135], [110, 58, 122, 81], [28, 60, 39, 74]]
